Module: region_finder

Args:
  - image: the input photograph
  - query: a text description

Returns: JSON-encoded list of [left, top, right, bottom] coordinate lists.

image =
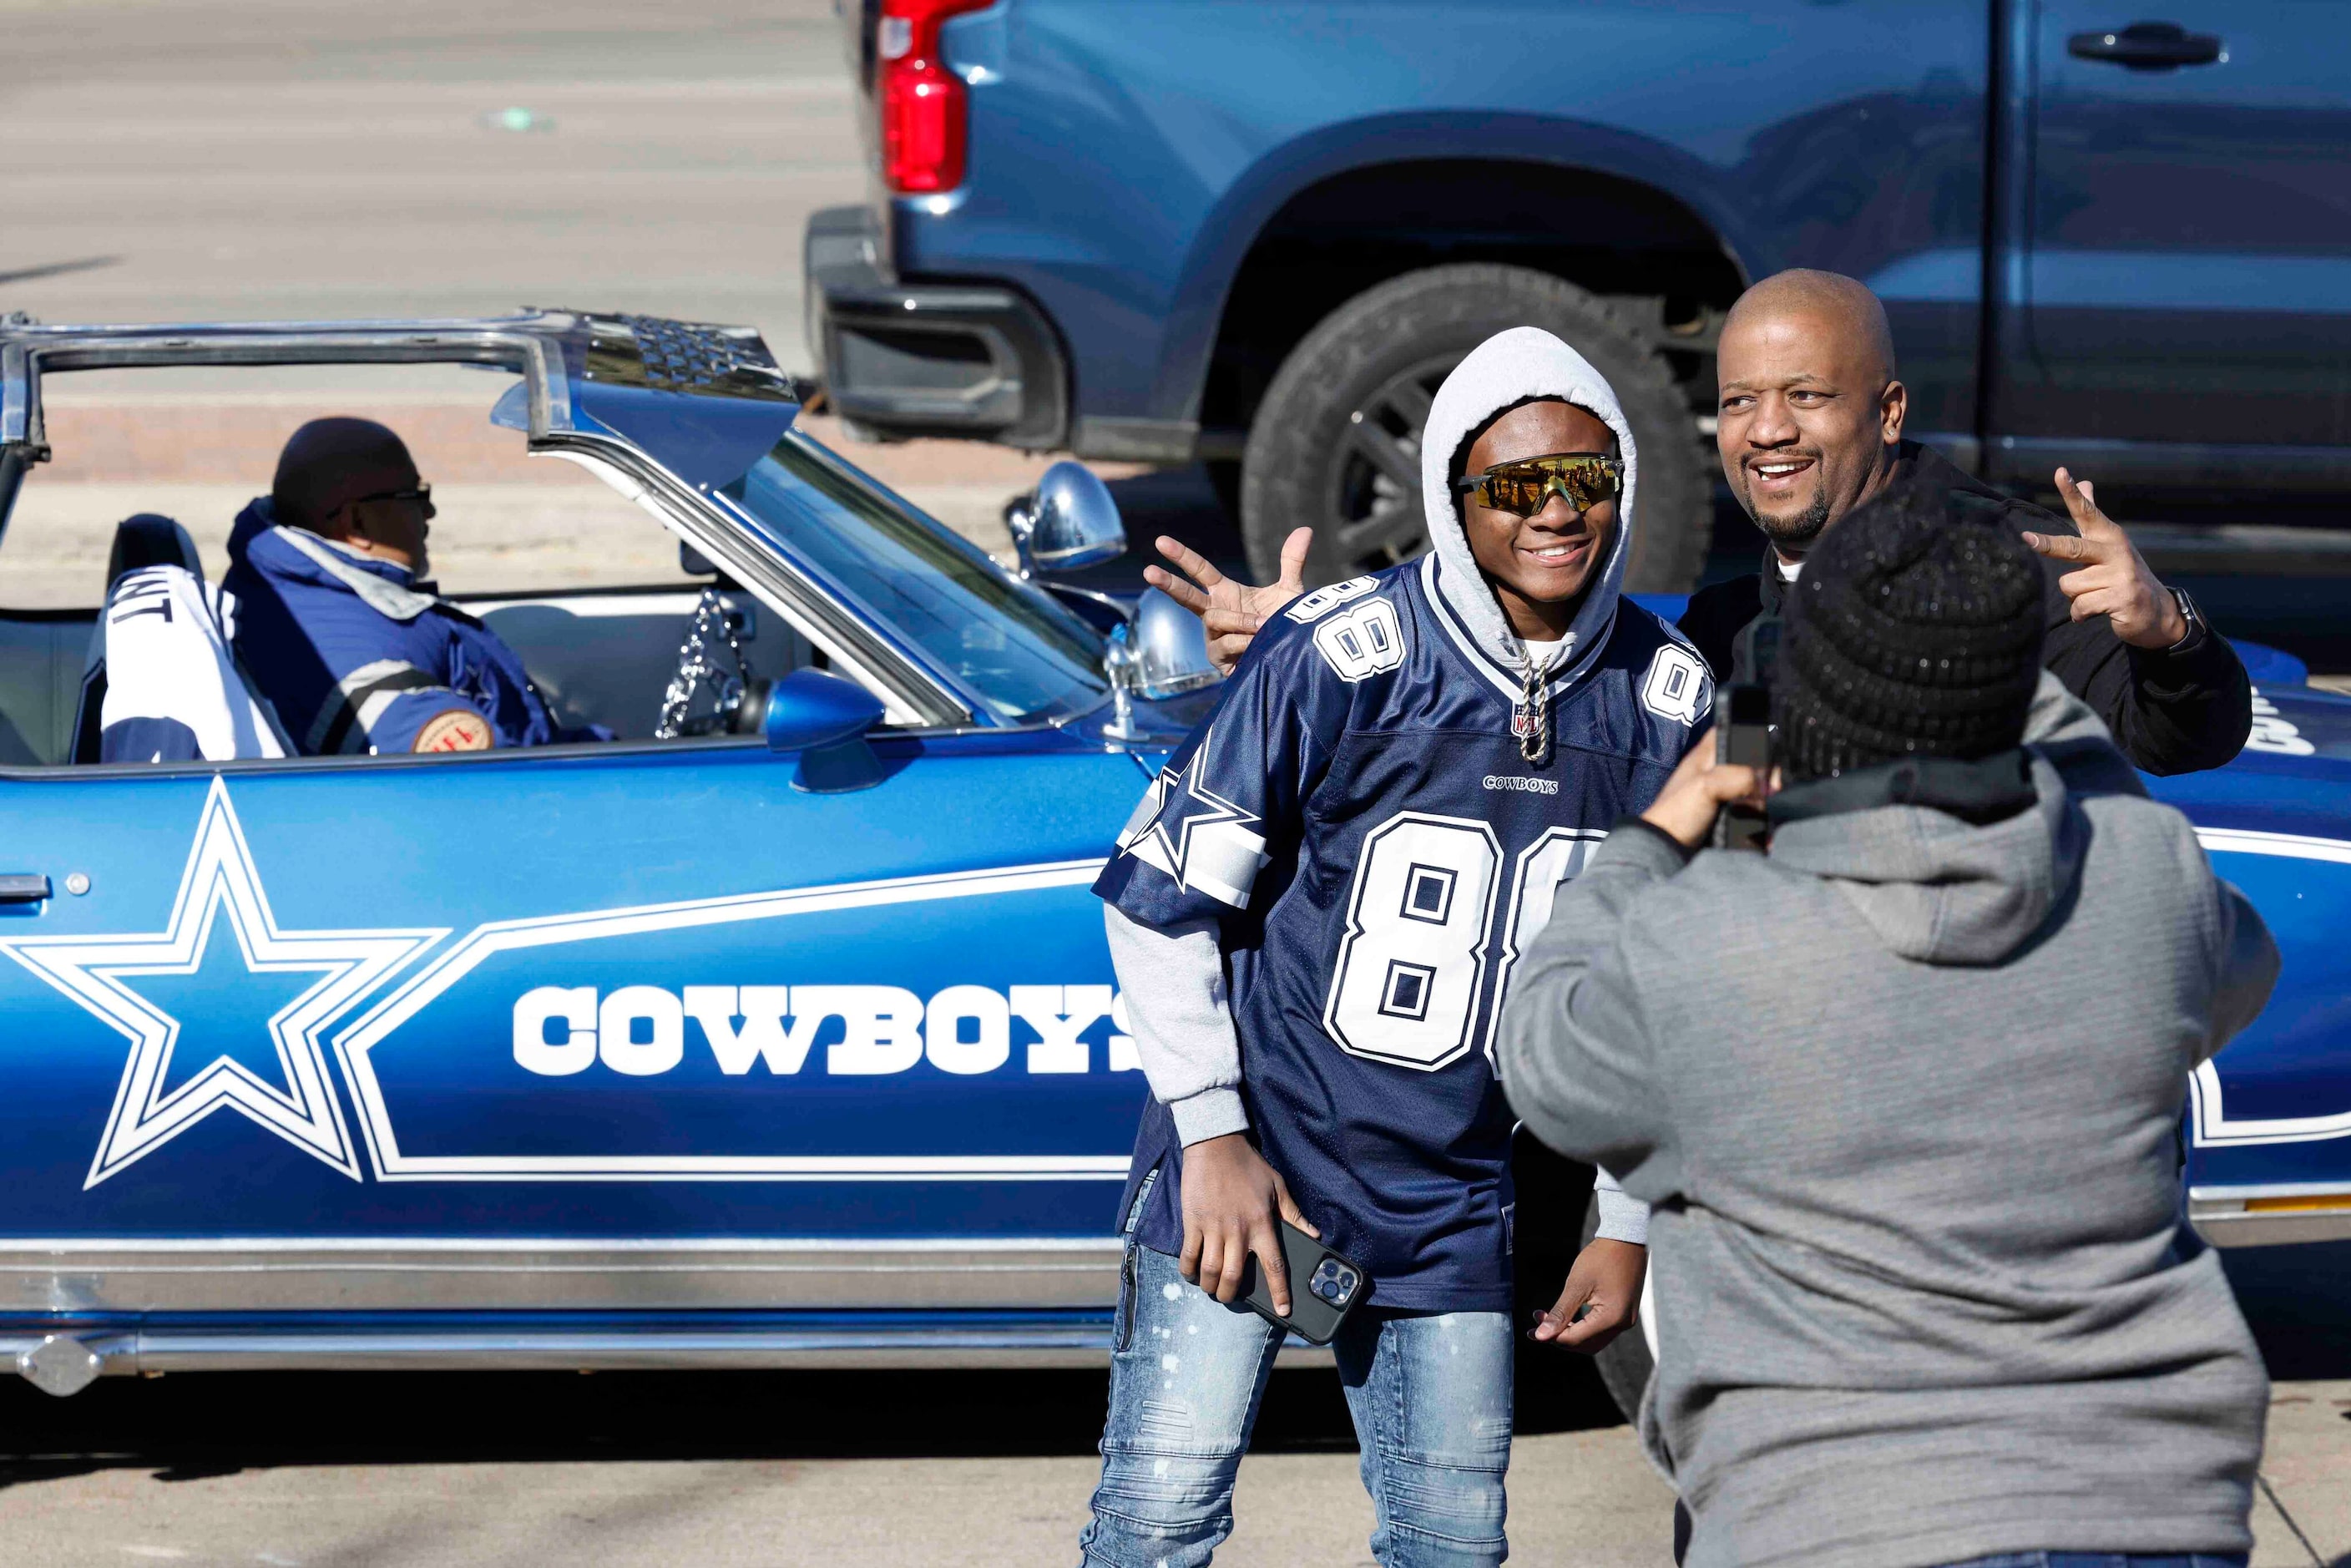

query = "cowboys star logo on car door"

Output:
[[0, 779, 438, 1186]]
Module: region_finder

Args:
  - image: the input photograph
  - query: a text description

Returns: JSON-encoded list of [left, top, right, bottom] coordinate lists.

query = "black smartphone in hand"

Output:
[[1713, 681, 1772, 851], [1239, 1220, 1370, 1346], [1713, 615, 1781, 851]]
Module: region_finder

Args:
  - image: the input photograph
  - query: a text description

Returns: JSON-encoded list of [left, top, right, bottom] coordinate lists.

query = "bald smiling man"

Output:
[[223, 418, 605, 755], [1157, 270, 2252, 776], [1683, 269, 2248, 776]]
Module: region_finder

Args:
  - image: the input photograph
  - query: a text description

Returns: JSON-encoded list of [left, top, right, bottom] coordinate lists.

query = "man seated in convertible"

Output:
[[225, 417, 609, 754]]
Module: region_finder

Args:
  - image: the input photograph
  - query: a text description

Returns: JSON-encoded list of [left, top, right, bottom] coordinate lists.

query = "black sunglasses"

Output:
[[342, 483, 435, 519]]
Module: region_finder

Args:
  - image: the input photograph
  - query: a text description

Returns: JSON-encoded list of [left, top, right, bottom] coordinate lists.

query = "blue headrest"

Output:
[[107, 513, 203, 587]]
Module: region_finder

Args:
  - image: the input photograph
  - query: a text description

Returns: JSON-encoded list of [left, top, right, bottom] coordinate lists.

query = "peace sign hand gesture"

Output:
[[2020, 468, 2189, 650], [1142, 527, 1312, 676]]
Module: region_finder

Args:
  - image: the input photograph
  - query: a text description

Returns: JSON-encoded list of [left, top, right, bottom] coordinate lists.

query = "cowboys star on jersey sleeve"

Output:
[[1093, 579, 1385, 928]]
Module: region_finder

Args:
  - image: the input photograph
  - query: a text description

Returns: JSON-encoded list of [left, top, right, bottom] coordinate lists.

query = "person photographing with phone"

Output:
[[1494, 488, 2278, 1568], [1079, 328, 1714, 1568]]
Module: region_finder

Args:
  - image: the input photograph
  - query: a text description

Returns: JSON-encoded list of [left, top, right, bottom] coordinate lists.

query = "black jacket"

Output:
[[1677, 443, 2252, 776]]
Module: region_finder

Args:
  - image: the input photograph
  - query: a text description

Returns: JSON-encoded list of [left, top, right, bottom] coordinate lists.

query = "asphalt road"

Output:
[[0, 0, 856, 373], [0, 3, 2346, 1565]]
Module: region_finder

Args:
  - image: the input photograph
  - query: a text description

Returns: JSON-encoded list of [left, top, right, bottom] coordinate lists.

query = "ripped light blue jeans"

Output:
[[1078, 1242, 1513, 1568]]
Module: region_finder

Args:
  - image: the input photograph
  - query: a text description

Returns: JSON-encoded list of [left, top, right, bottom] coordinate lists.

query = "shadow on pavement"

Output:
[[0, 1366, 1315, 1490], [0, 1346, 1625, 1495], [2220, 1238, 2351, 1382]]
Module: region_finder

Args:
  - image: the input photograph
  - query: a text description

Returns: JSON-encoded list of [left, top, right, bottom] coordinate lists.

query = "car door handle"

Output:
[[0, 873, 51, 903], [2068, 21, 2223, 70]]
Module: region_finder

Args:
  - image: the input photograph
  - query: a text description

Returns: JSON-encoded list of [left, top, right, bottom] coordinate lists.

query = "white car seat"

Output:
[[71, 514, 290, 764]]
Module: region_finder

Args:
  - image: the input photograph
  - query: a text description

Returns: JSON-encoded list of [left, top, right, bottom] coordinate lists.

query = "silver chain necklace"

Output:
[[1514, 651, 1552, 765]]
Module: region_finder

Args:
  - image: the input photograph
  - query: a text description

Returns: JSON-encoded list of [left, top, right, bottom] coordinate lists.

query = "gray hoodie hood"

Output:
[[1414, 326, 1637, 702], [1768, 748, 2088, 965]]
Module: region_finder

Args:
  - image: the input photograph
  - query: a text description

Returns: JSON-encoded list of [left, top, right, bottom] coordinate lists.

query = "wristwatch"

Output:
[[2166, 586, 2207, 655]]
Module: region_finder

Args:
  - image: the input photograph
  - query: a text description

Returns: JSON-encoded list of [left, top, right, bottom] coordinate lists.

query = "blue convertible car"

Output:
[[0, 312, 2341, 1398]]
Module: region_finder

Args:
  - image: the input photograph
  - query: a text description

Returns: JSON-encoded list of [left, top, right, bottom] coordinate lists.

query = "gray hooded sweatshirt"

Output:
[[1495, 689, 2278, 1568]]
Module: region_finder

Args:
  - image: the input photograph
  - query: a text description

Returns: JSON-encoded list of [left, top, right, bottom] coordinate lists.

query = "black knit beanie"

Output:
[[1772, 486, 2046, 781]]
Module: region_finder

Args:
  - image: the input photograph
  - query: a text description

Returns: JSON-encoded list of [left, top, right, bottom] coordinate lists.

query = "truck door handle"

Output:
[[0, 873, 51, 903], [2068, 21, 2223, 70]]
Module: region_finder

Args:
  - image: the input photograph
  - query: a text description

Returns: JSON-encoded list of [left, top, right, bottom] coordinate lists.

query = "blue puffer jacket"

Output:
[[222, 498, 596, 754]]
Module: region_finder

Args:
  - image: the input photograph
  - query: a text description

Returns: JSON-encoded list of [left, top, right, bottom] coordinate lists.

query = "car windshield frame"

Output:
[[713, 430, 1110, 726]]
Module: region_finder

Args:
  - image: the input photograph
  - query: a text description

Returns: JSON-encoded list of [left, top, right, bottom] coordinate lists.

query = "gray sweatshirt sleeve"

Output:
[[1495, 823, 1683, 1202], [1102, 904, 1248, 1146], [1590, 1166, 1650, 1246]]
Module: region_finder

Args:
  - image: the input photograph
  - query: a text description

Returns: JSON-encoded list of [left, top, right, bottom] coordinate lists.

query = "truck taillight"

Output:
[[878, 0, 991, 194]]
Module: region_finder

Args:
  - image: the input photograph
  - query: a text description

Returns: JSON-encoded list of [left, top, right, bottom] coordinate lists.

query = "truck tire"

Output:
[[1580, 1184, 1656, 1425], [1240, 263, 1711, 594]]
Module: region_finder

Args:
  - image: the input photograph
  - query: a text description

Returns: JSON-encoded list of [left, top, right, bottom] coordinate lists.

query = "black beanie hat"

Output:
[[1772, 487, 2046, 781]]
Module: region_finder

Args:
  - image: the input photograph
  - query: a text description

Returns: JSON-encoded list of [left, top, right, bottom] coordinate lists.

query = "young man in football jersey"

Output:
[[1078, 328, 1711, 1568]]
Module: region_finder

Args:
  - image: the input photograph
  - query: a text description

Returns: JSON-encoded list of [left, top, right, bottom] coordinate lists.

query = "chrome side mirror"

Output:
[[1004, 460, 1127, 578], [764, 668, 886, 792], [1104, 588, 1223, 739], [1129, 587, 1221, 700]]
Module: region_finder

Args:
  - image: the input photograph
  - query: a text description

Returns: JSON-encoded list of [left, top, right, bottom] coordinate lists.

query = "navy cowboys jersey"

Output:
[[1095, 554, 1711, 1313]]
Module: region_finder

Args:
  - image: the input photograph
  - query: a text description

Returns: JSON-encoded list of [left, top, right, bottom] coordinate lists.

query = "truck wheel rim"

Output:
[[1325, 355, 1454, 573]]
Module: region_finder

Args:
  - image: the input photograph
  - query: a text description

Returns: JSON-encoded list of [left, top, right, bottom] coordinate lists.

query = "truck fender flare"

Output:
[[1155, 111, 1763, 422]]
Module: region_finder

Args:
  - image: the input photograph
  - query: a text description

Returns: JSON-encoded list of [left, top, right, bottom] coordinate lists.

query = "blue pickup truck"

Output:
[[805, 1, 2351, 591]]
